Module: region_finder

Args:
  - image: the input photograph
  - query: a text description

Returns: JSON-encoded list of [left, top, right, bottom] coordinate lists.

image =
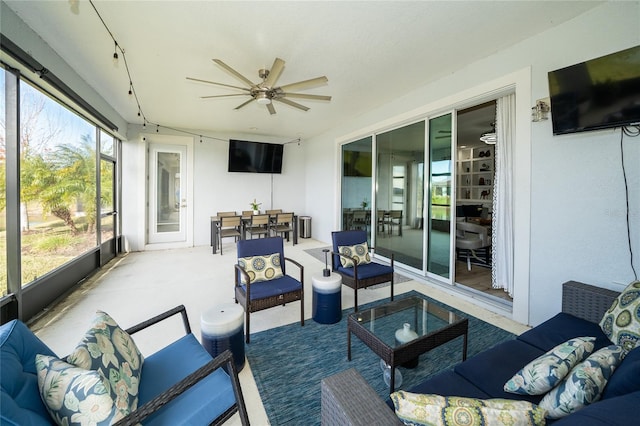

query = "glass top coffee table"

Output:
[[347, 296, 468, 393]]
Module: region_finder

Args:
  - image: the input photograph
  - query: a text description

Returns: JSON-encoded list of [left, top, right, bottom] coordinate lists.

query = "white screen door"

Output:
[[148, 143, 187, 244]]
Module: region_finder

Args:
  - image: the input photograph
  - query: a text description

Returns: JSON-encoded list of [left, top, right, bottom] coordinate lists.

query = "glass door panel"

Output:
[[148, 143, 187, 244], [427, 114, 453, 278], [341, 137, 373, 238], [375, 121, 425, 269]]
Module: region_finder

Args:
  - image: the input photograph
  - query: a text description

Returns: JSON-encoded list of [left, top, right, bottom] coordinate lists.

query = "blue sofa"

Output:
[[321, 281, 640, 425], [1, 305, 249, 425]]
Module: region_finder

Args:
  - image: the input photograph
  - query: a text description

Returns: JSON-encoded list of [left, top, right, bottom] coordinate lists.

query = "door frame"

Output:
[[144, 134, 194, 250]]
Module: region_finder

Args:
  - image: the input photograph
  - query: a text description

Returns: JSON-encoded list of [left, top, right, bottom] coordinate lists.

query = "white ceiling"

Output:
[[5, 1, 601, 141]]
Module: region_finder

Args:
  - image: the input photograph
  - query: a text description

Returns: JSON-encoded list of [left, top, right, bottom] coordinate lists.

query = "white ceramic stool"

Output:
[[201, 303, 245, 372]]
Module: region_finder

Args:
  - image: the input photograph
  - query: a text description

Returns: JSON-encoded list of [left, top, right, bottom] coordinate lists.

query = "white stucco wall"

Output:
[[304, 2, 640, 326]]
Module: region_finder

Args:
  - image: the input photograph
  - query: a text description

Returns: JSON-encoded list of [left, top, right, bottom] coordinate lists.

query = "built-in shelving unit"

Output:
[[457, 145, 495, 203]]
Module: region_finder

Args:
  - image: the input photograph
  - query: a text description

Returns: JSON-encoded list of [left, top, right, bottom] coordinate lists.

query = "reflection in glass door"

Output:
[[148, 143, 187, 244], [427, 114, 453, 279], [341, 137, 373, 239], [375, 121, 425, 269]]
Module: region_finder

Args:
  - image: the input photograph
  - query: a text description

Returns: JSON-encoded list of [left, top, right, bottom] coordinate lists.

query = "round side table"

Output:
[[312, 272, 342, 324], [201, 303, 245, 372]]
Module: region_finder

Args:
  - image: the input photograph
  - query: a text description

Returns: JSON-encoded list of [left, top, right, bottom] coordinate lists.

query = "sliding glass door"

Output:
[[426, 113, 453, 279], [375, 121, 425, 269], [341, 137, 373, 240]]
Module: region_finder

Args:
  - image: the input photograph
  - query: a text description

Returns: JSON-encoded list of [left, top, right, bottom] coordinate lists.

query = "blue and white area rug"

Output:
[[245, 290, 515, 425]]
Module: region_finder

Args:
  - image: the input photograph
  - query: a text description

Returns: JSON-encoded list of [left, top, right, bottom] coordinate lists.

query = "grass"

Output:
[[0, 215, 96, 296]]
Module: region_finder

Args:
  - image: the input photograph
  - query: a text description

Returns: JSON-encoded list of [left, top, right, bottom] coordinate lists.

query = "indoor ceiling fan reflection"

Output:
[[186, 58, 332, 115]]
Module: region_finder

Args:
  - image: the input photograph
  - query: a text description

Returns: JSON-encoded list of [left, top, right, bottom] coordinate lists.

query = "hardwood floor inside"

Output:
[[455, 261, 512, 302]]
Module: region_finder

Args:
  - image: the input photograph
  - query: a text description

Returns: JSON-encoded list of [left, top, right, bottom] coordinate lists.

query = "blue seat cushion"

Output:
[[239, 275, 302, 300], [517, 313, 612, 352], [601, 346, 640, 399], [1, 320, 56, 425], [551, 390, 640, 426], [336, 262, 393, 280], [453, 339, 545, 403], [138, 333, 236, 425]]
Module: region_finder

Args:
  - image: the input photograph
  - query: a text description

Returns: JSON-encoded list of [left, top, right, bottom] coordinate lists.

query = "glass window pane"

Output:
[[427, 114, 452, 278], [1, 67, 6, 296], [341, 137, 372, 234], [100, 159, 114, 242], [100, 130, 114, 156], [376, 121, 425, 270], [19, 81, 98, 286]]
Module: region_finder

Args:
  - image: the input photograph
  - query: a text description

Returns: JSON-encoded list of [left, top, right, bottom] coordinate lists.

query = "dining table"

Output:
[[210, 213, 298, 254]]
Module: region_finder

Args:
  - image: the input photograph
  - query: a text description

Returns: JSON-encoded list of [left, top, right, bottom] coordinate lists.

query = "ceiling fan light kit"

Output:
[[187, 57, 331, 115]]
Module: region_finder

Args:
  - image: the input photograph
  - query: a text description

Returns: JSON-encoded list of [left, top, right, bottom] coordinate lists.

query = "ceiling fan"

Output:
[[187, 58, 331, 115]]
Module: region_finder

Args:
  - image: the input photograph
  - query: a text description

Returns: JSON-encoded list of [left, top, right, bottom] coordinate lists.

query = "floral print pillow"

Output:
[[338, 243, 371, 268], [539, 345, 626, 419], [66, 311, 144, 417], [504, 336, 595, 395], [35, 354, 122, 425]]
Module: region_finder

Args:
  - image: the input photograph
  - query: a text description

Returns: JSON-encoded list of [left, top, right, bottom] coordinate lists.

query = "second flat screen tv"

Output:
[[228, 139, 284, 173], [548, 45, 640, 135]]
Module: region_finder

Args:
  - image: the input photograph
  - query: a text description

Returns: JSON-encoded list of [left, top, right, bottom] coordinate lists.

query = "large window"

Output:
[[19, 82, 98, 285], [1, 57, 120, 321]]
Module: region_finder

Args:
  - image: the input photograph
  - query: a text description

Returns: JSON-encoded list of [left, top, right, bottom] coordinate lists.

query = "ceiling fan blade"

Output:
[[278, 76, 328, 93], [281, 93, 332, 101], [234, 98, 255, 110], [213, 59, 257, 88], [266, 103, 276, 115], [186, 77, 250, 92], [274, 97, 310, 111], [262, 58, 285, 88], [200, 94, 249, 99]]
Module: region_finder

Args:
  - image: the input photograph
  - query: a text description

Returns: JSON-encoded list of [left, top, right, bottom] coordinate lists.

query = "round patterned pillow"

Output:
[[599, 280, 640, 353]]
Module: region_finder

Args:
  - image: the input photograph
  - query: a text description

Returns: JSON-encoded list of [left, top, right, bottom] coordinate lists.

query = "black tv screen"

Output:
[[548, 45, 640, 135], [228, 139, 284, 173]]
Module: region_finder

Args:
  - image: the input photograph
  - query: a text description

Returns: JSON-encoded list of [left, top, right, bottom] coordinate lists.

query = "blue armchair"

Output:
[[235, 237, 304, 343], [1, 305, 249, 425], [331, 230, 394, 312]]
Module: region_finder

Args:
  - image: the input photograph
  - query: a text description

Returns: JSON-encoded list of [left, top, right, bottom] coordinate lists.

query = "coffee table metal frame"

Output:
[[347, 296, 469, 393]]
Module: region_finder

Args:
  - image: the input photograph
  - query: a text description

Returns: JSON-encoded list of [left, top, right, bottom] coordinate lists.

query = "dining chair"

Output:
[[386, 210, 403, 236], [245, 213, 270, 239], [241, 210, 255, 217], [218, 215, 242, 255], [217, 211, 237, 217], [265, 209, 282, 215], [351, 210, 368, 231], [234, 237, 304, 343], [272, 212, 294, 242], [331, 230, 394, 312]]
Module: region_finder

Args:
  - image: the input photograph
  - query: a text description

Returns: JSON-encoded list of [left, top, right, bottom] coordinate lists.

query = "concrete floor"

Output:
[[30, 237, 529, 425]]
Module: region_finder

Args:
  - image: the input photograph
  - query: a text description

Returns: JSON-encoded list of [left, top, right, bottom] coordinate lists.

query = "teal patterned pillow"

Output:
[[504, 336, 595, 395], [539, 345, 626, 419], [391, 392, 546, 426], [35, 354, 122, 425], [338, 243, 371, 267], [599, 280, 640, 353], [66, 311, 143, 418], [238, 253, 284, 284]]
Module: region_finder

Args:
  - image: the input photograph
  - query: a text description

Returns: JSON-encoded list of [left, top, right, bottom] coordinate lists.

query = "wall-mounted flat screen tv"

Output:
[[228, 139, 284, 173], [548, 45, 640, 135]]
